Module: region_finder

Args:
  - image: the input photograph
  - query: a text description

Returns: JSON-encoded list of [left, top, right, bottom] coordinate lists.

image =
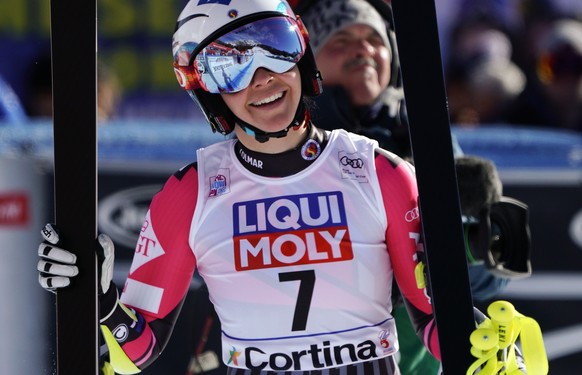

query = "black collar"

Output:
[[234, 124, 328, 177]]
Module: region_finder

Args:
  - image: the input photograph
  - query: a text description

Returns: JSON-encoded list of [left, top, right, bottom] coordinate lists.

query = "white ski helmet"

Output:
[[172, 0, 322, 136]]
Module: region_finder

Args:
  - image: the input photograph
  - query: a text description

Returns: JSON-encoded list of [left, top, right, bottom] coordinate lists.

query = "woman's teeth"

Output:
[[252, 92, 283, 106]]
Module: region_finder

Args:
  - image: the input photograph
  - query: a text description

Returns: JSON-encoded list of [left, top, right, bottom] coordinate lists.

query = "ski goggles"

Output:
[[174, 16, 308, 94]]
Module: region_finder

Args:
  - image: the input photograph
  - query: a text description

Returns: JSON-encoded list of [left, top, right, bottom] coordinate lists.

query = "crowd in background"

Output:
[[0, 0, 581, 133], [434, 0, 582, 132], [0, 1, 579, 374]]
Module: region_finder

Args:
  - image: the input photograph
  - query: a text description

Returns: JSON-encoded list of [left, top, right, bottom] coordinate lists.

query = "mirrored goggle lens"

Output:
[[193, 16, 306, 94]]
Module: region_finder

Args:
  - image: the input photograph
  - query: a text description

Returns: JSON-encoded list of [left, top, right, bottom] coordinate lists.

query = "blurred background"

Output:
[[0, 0, 580, 374]]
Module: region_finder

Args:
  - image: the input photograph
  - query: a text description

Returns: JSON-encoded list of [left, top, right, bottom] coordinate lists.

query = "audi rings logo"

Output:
[[405, 207, 420, 222], [338, 151, 368, 183], [340, 155, 364, 169], [112, 324, 129, 343]]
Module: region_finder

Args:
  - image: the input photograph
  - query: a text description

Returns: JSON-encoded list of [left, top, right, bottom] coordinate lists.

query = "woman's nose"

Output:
[[251, 68, 274, 88]]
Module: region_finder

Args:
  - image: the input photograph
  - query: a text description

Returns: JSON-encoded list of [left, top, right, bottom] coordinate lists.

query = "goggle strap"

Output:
[[296, 15, 310, 44], [173, 63, 202, 90]]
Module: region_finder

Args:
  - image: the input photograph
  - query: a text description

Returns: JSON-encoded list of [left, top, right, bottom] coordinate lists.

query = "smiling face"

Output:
[[221, 66, 305, 152], [316, 24, 391, 106]]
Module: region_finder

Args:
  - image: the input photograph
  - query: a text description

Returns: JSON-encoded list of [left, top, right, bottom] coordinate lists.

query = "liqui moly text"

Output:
[[233, 192, 353, 271]]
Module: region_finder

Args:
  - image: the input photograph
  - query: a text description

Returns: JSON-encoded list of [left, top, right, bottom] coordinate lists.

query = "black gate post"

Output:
[[50, 0, 99, 373], [391, 0, 475, 372]]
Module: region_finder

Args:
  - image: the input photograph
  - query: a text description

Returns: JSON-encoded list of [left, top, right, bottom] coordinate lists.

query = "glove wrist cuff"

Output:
[[99, 283, 118, 323]]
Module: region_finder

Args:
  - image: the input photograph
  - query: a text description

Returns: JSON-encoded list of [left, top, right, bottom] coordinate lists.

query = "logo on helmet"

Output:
[[198, 0, 232, 5], [174, 68, 187, 88], [228, 9, 238, 18]]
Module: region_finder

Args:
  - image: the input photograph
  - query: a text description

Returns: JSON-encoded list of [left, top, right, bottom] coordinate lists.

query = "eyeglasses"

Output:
[[174, 16, 307, 94]]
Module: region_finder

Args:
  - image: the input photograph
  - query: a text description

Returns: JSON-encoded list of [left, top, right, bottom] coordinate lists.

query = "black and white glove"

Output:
[[37, 223, 115, 294]]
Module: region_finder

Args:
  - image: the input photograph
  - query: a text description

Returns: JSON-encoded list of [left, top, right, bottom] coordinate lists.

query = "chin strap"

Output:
[[242, 124, 293, 143], [239, 101, 309, 143]]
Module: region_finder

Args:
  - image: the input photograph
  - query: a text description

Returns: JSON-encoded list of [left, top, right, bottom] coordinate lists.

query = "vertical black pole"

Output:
[[391, 0, 475, 373], [50, 0, 99, 374]]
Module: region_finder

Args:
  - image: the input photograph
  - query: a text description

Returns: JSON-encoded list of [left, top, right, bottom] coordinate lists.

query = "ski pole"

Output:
[[467, 300, 548, 375]]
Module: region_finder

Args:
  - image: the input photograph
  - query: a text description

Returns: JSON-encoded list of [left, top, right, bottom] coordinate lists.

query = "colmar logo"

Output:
[[0, 192, 29, 226], [233, 192, 353, 271]]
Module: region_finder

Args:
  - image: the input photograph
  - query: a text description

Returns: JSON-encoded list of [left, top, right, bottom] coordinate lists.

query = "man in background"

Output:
[[297, 0, 514, 373], [296, 0, 418, 158]]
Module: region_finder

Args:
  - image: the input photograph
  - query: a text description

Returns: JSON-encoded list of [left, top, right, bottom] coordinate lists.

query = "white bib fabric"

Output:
[[191, 130, 398, 371]]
